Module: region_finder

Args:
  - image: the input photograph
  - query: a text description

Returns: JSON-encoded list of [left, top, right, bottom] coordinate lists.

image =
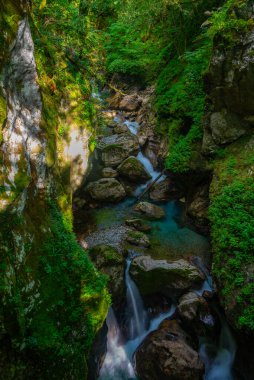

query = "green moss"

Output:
[[209, 179, 254, 331], [0, 196, 109, 378], [208, 135, 254, 332], [89, 244, 123, 266]]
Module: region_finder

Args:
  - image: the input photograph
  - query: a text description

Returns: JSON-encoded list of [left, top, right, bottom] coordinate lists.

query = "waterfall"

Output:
[[98, 308, 135, 380], [124, 120, 139, 135], [200, 320, 236, 380], [125, 258, 148, 339], [99, 257, 176, 380]]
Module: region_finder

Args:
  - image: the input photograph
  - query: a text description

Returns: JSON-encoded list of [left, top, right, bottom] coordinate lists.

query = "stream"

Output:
[[79, 103, 237, 380]]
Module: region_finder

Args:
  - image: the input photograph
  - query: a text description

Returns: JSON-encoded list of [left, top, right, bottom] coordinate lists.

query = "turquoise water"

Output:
[[87, 197, 210, 262]]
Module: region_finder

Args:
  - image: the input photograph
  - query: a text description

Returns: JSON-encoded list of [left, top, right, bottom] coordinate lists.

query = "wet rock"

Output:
[[126, 230, 150, 248], [186, 182, 210, 228], [102, 167, 118, 178], [130, 256, 204, 297], [135, 319, 204, 380], [113, 124, 129, 134], [177, 292, 207, 322], [125, 218, 151, 232], [86, 178, 126, 203], [98, 133, 139, 167], [149, 177, 177, 201], [117, 156, 151, 183], [134, 201, 165, 220], [88, 245, 124, 303], [119, 94, 142, 112]]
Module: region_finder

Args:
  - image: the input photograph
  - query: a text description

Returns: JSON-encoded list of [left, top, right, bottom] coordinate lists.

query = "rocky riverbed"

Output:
[[74, 94, 237, 380]]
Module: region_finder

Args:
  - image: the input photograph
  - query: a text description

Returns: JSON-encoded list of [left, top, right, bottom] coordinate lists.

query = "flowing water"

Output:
[[99, 256, 176, 380], [200, 316, 236, 380], [87, 110, 237, 380]]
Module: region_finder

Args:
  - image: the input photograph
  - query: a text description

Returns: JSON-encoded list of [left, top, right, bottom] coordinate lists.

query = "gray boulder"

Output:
[[98, 133, 139, 167], [86, 178, 126, 203], [134, 201, 165, 219], [117, 156, 151, 183], [130, 256, 204, 297], [102, 167, 118, 178], [135, 319, 204, 380]]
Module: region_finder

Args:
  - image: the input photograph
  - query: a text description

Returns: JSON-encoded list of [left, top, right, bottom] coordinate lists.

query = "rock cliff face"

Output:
[[205, 2, 254, 335], [203, 6, 254, 154], [1, 17, 45, 209], [0, 2, 108, 378]]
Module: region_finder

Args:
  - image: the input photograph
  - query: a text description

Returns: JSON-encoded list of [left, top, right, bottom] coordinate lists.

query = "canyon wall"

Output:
[[0, 1, 109, 378]]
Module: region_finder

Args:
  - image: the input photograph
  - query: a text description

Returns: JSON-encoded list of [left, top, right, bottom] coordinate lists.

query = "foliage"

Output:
[[166, 125, 203, 172], [207, 0, 254, 42], [33, 199, 109, 352], [0, 197, 109, 378], [209, 180, 254, 331], [104, 0, 220, 80]]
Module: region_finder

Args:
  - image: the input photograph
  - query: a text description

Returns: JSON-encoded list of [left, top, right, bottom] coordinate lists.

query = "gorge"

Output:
[[0, 0, 254, 379]]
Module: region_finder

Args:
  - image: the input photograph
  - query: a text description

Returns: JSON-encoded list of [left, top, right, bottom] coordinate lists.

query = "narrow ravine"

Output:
[[76, 104, 237, 380]]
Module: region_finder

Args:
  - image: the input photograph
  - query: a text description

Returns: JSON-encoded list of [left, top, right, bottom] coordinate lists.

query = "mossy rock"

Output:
[[117, 156, 151, 183], [89, 245, 125, 305], [134, 202, 165, 220], [126, 230, 150, 248], [89, 244, 124, 267], [125, 218, 151, 232], [130, 256, 204, 298]]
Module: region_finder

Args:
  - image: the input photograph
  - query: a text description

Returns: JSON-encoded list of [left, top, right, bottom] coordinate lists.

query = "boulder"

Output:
[[119, 94, 142, 112], [113, 124, 129, 134], [149, 178, 171, 201], [130, 256, 204, 297], [88, 245, 124, 304], [135, 319, 204, 380], [177, 292, 216, 337], [98, 133, 139, 167], [178, 292, 206, 321], [117, 156, 151, 183], [125, 218, 151, 232], [101, 146, 129, 167], [126, 230, 150, 248], [210, 111, 247, 145], [186, 182, 210, 228], [134, 201, 165, 220], [86, 178, 126, 203], [102, 167, 118, 178]]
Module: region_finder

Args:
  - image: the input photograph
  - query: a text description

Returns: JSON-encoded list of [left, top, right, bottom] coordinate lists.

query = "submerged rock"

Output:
[[134, 201, 165, 220], [125, 218, 151, 232], [135, 319, 204, 380], [86, 178, 126, 203], [88, 245, 124, 304], [130, 256, 204, 297], [126, 230, 150, 248], [117, 156, 151, 183]]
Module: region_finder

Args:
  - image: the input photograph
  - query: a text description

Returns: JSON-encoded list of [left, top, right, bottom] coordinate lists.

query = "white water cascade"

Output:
[[125, 258, 148, 339], [99, 258, 176, 380], [200, 319, 236, 380]]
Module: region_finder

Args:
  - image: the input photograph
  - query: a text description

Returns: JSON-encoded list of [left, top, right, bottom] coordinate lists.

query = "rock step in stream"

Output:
[[79, 108, 237, 380]]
